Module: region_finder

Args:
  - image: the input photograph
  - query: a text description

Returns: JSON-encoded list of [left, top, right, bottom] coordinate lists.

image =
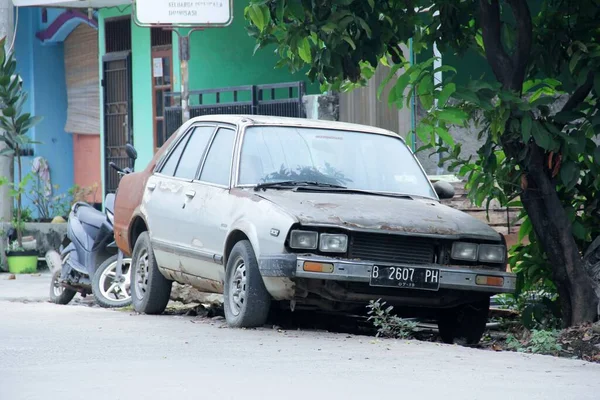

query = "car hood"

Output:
[[255, 190, 501, 241]]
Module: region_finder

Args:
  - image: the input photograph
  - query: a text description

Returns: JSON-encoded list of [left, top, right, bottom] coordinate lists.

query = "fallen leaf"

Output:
[[7, 274, 15, 280], [491, 343, 503, 352]]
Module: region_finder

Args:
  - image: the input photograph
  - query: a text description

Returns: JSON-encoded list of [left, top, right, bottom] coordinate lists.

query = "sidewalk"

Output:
[[0, 272, 52, 302]]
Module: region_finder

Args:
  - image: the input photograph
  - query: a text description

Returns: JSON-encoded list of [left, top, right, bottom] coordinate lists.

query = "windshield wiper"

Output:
[[254, 180, 347, 191], [294, 186, 415, 199]]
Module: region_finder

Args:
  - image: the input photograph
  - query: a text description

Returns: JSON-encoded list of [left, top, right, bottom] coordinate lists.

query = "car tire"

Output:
[[92, 255, 132, 309], [224, 240, 271, 328], [437, 297, 490, 346], [49, 268, 76, 305], [130, 232, 172, 315]]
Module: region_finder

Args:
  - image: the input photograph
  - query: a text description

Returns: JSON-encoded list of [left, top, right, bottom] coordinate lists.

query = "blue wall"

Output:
[[14, 7, 73, 216]]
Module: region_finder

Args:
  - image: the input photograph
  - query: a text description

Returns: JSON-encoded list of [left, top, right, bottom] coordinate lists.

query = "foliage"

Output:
[[6, 240, 25, 253], [0, 172, 34, 244], [25, 177, 97, 220], [496, 290, 561, 330], [245, 0, 600, 326], [366, 299, 418, 339], [70, 183, 99, 207], [0, 37, 43, 249], [507, 329, 562, 355], [14, 205, 32, 223]]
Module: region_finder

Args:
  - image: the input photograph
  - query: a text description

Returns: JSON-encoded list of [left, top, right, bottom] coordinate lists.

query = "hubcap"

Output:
[[52, 273, 64, 297], [228, 259, 247, 317], [135, 251, 150, 301], [99, 259, 132, 301]]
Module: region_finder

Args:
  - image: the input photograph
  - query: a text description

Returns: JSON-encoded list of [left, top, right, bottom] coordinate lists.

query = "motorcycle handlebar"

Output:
[[109, 162, 122, 173], [110, 162, 134, 175]]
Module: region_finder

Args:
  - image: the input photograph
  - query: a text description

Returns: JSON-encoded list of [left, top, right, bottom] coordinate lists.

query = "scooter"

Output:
[[47, 144, 137, 308]]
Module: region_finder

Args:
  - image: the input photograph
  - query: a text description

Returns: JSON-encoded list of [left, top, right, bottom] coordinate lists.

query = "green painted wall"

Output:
[[186, 0, 318, 95], [130, 21, 154, 169], [98, 1, 320, 188]]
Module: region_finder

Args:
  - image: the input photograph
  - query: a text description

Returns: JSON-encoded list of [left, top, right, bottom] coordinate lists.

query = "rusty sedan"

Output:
[[128, 115, 516, 345]]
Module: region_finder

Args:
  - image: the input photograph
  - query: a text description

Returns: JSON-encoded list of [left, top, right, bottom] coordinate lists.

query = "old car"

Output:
[[125, 115, 516, 345]]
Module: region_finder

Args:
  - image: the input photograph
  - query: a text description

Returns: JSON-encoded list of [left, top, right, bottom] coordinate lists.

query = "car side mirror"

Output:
[[433, 181, 455, 200], [125, 144, 138, 161]]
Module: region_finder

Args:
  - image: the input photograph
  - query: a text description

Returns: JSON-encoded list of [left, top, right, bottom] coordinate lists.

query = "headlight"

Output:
[[289, 230, 318, 250], [451, 242, 478, 261], [478, 244, 506, 264], [319, 234, 348, 253]]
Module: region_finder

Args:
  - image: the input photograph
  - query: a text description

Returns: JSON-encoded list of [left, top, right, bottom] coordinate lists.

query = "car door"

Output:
[[177, 125, 238, 284], [143, 124, 216, 272]]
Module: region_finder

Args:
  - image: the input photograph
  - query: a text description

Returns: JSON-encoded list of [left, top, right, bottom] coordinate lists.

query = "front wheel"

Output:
[[437, 297, 490, 346], [224, 240, 271, 328], [92, 255, 133, 308], [49, 268, 76, 305], [130, 232, 172, 314]]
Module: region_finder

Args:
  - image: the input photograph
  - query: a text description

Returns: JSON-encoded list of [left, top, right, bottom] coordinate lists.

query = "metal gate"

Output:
[[102, 51, 133, 194], [161, 81, 306, 147]]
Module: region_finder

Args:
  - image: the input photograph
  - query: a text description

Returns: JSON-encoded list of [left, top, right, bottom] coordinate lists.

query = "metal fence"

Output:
[[161, 81, 306, 147]]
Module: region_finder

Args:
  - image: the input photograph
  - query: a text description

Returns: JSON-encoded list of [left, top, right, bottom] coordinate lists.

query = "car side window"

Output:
[[199, 128, 236, 186], [159, 133, 190, 176], [173, 126, 216, 180]]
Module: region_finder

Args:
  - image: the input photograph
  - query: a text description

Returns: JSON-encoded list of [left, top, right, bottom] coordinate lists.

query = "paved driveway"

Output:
[[1, 273, 599, 400]]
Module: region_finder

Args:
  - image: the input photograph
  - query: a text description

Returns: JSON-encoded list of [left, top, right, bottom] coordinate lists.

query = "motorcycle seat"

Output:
[[76, 205, 107, 230]]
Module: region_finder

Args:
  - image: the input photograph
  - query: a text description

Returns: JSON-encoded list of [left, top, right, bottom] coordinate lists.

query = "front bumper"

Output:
[[259, 254, 516, 294]]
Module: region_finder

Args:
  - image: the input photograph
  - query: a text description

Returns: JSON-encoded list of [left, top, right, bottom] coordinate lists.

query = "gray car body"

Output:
[[140, 115, 516, 306]]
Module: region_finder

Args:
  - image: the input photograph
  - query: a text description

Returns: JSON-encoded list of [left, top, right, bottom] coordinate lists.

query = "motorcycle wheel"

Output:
[[49, 268, 77, 305], [92, 255, 133, 308]]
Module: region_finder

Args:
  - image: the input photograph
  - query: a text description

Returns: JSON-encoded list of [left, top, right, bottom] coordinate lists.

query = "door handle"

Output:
[[147, 183, 156, 191], [185, 190, 196, 199]]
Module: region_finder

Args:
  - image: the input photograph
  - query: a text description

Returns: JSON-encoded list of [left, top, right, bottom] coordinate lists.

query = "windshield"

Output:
[[238, 126, 436, 198]]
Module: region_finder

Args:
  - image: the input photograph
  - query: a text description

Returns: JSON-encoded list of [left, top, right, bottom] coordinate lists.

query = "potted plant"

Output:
[[0, 37, 43, 274]]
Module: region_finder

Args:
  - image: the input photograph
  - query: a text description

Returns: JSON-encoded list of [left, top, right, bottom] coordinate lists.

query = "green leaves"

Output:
[[437, 108, 468, 125], [437, 83, 456, 108], [417, 73, 434, 109], [246, 3, 271, 32], [298, 37, 312, 63], [521, 114, 532, 142], [531, 120, 556, 151], [560, 161, 579, 190], [276, 0, 285, 22]]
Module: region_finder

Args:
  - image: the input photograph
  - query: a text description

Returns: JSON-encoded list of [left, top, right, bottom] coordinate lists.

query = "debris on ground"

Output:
[[558, 323, 600, 362], [7, 274, 15, 280]]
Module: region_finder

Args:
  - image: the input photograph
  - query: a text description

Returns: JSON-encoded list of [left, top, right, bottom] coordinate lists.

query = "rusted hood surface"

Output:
[[256, 190, 501, 240]]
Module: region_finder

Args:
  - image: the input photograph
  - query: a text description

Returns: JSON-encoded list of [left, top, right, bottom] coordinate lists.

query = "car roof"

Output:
[[185, 114, 403, 139]]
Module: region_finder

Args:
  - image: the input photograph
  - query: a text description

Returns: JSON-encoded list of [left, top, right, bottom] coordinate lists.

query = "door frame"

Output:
[[151, 46, 174, 153]]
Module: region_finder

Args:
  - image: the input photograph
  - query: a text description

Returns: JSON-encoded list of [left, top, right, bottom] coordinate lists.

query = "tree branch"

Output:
[[562, 71, 595, 113], [479, 0, 514, 88], [506, 0, 532, 92]]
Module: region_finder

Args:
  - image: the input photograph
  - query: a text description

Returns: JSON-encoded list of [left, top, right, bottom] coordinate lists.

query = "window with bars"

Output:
[[105, 17, 132, 53]]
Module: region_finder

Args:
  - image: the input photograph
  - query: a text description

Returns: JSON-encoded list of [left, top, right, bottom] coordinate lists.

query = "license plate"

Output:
[[369, 265, 440, 291]]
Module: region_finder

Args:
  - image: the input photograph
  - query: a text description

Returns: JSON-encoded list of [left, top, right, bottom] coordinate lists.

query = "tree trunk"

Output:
[[16, 149, 22, 247], [519, 145, 598, 325]]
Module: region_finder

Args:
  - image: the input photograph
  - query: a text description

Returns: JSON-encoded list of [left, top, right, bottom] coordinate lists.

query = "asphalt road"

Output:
[[1, 273, 600, 400]]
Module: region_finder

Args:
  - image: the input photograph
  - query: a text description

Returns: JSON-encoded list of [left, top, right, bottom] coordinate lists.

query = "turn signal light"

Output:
[[475, 275, 504, 287], [303, 262, 334, 273]]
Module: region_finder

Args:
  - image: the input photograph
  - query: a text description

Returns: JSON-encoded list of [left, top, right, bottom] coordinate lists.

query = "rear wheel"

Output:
[[437, 297, 490, 346], [131, 232, 172, 314], [224, 240, 271, 328], [92, 255, 132, 308], [49, 269, 76, 305]]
